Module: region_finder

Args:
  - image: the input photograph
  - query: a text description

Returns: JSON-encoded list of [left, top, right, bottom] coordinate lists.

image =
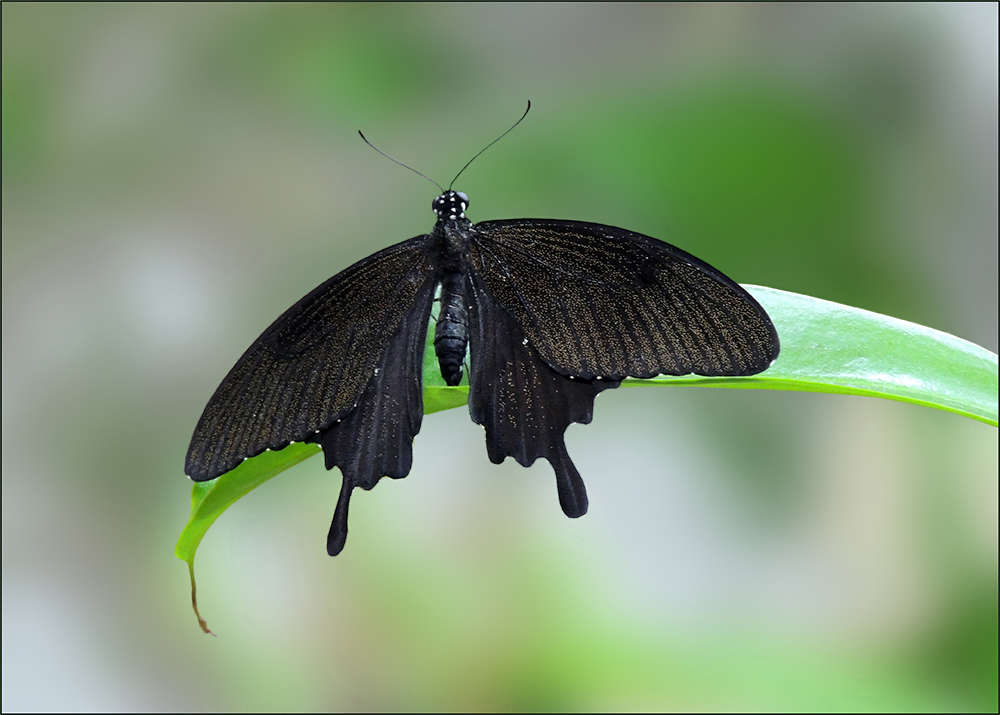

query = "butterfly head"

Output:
[[432, 190, 469, 220]]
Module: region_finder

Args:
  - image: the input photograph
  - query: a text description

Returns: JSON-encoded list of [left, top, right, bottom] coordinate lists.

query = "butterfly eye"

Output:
[[456, 191, 469, 206]]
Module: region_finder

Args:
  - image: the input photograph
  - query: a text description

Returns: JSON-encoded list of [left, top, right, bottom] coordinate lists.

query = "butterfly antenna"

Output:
[[359, 131, 445, 193], [448, 101, 531, 190]]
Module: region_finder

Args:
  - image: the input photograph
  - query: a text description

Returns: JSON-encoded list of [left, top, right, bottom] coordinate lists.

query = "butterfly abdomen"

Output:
[[434, 269, 469, 386]]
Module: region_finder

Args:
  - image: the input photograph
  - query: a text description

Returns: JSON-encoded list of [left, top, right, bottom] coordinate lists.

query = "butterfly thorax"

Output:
[[431, 190, 474, 386]]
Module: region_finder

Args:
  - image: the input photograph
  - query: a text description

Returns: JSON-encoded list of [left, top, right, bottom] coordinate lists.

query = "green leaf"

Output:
[[175, 442, 322, 564], [176, 285, 997, 631], [424, 385, 470, 414], [175, 442, 320, 633]]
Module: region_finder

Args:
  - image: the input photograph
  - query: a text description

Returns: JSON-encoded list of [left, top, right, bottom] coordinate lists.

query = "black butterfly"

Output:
[[185, 123, 779, 557]]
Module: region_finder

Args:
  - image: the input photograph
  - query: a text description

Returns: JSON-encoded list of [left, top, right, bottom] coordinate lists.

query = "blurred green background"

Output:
[[2, 3, 997, 711]]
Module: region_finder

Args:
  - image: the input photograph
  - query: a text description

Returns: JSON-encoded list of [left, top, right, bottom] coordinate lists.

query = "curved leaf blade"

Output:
[[176, 285, 997, 630], [175, 442, 320, 633], [175, 442, 322, 564]]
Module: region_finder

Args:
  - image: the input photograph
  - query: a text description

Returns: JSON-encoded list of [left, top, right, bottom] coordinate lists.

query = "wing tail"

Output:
[[549, 442, 588, 518], [327, 475, 352, 556]]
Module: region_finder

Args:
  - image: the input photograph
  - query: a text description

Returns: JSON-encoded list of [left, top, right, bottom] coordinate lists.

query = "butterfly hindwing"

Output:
[[319, 277, 436, 555], [185, 235, 436, 482], [467, 271, 620, 518], [469, 219, 779, 380]]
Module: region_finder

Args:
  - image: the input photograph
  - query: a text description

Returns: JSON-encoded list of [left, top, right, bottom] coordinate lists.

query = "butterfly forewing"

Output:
[[185, 235, 436, 482], [469, 220, 779, 380]]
